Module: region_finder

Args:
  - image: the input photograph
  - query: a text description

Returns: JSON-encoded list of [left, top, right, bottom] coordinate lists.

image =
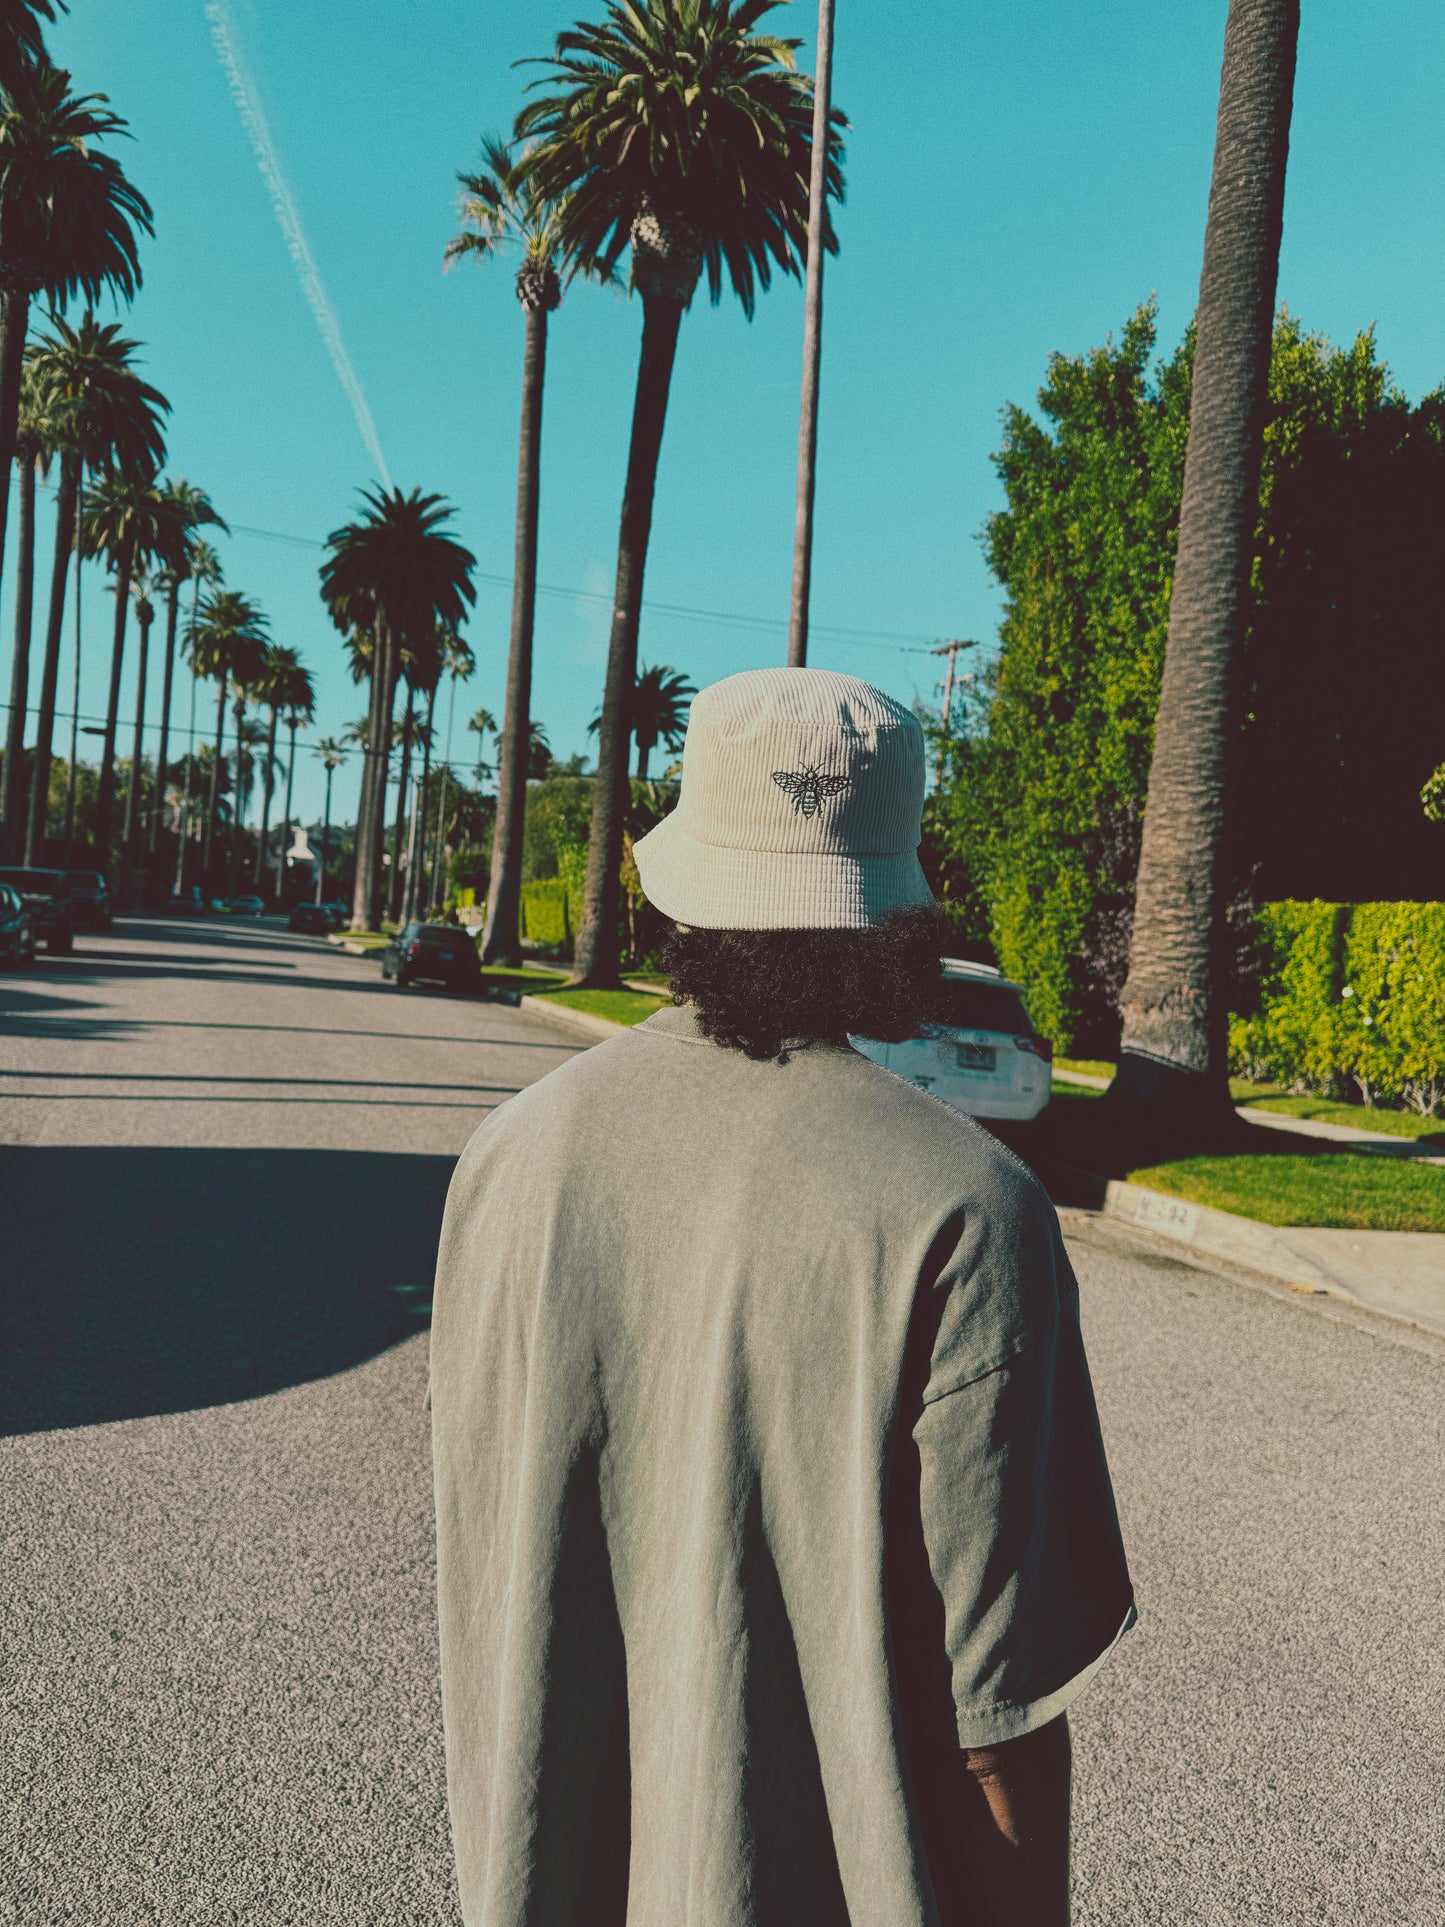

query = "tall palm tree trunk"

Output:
[[62, 541, 82, 862], [2, 452, 35, 857], [0, 285, 32, 601], [483, 300, 550, 965], [278, 718, 297, 904], [202, 674, 226, 887], [429, 762, 449, 917], [364, 627, 401, 929], [150, 579, 181, 857], [316, 764, 334, 905], [227, 695, 247, 899], [120, 599, 152, 903], [1110, 0, 1298, 1128], [23, 451, 79, 865], [786, 0, 837, 668], [349, 617, 386, 931], [175, 663, 198, 893], [93, 556, 134, 864], [571, 294, 684, 987], [410, 684, 437, 924], [388, 688, 415, 922], [254, 704, 279, 888]]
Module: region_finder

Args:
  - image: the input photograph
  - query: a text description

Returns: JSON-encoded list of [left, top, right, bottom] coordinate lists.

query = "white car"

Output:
[[852, 958, 1052, 1121]]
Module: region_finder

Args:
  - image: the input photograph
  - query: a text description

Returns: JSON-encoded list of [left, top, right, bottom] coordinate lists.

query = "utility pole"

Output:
[[786, 0, 837, 668], [931, 638, 977, 791]]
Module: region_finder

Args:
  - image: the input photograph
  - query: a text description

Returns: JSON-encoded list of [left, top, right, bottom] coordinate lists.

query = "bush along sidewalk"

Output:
[[1231, 900, 1445, 1118]]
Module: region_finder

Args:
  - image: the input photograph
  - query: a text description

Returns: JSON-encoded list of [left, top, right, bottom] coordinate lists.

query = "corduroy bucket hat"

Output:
[[632, 667, 934, 929]]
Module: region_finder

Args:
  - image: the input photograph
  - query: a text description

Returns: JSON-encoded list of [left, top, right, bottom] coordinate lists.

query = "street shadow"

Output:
[[0, 1145, 455, 1437], [0, 982, 134, 1043]]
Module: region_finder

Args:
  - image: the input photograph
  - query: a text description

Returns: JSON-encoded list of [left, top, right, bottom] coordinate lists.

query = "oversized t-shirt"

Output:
[[430, 1005, 1134, 1926]]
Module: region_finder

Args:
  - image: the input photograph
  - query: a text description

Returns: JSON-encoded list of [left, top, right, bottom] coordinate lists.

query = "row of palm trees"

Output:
[[0, 7, 323, 896], [441, 0, 844, 981]]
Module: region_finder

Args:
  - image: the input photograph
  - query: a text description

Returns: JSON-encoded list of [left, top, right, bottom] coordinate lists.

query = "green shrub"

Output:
[[521, 878, 574, 951], [1229, 901, 1445, 1115]]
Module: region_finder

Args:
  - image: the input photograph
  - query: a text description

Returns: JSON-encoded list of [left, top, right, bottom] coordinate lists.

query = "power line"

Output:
[[224, 519, 944, 656]]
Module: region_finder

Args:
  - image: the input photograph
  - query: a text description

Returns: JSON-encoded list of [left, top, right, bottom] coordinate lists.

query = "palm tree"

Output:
[[171, 536, 221, 887], [117, 567, 155, 898], [467, 705, 496, 781], [20, 314, 166, 864], [249, 642, 296, 889], [1, 357, 50, 853], [386, 622, 445, 920], [589, 661, 695, 781], [312, 735, 346, 904], [0, 60, 152, 596], [517, 0, 844, 985], [274, 671, 314, 905], [447, 136, 570, 965], [320, 487, 475, 930], [0, 2, 63, 91], [80, 465, 187, 865], [185, 588, 267, 892], [150, 483, 226, 857], [1110, 0, 1299, 1131], [427, 634, 474, 914]]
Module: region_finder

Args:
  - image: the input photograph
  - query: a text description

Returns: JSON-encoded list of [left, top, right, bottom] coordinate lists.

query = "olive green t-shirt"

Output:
[[430, 1005, 1133, 1926]]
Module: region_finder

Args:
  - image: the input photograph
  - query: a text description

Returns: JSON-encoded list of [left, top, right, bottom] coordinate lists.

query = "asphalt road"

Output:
[[2, 917, 1441, 1924]]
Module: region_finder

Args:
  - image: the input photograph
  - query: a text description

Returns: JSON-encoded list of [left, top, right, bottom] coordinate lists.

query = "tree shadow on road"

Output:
[[0, 1145, 455, 1437]]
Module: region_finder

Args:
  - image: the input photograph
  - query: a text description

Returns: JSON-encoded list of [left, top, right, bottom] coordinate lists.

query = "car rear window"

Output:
[[0, 868, 59, 890], [60, 872, 104, 889], [417, 926, 467, 946], [934, 980, 1033, 1035]]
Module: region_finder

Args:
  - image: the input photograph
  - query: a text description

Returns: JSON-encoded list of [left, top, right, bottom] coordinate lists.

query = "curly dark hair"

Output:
[[661, 904, 949, 1061]]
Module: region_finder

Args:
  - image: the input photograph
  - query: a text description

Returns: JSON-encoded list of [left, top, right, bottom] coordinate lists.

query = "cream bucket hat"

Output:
[[632, 667, 934, 929]]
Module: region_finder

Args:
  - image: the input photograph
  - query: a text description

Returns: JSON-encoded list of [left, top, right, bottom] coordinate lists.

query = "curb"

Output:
[[1037, 1157, 1445, 1338], [517, 994, 629, 1041]]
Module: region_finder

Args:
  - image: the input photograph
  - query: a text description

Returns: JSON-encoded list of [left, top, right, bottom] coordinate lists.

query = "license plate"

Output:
[[955, 1042, 996, 1073], [437, 952, 456, 963]]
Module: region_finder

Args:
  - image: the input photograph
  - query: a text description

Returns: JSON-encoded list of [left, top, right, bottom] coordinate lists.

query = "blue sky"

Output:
[[14, 0, 1445, 829]]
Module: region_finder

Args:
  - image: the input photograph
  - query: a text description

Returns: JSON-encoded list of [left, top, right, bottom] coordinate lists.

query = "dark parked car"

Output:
[[381, 921, 483, 991], [0, 868, 75, 953], [0, 880, 35, 968], [319, 900, 350, 928], [163, 887, 207, 916], [287, 902, 333, 934], [55, 868, 111, 929]]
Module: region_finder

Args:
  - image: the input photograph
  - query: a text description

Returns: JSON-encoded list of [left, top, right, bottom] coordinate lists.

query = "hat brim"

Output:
[[633, 811, 935, 931]]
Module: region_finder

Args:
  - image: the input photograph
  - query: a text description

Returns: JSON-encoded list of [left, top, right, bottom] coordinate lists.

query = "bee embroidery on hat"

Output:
[[771, 765, 852, 817]]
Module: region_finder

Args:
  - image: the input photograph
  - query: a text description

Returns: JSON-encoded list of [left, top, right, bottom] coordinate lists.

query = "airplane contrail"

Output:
[[205, 0, 393, 491]]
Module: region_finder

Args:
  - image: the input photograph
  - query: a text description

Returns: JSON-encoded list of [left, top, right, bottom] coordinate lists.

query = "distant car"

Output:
[[319, 899, 349, 928], [228, 894, 266, 918], [0, 867, 75, 953], [162, 887, 206, 916], [851, 958, 1052, 1122], [381, 921, 483, 992], [287, 902, 333, 935], [54, 868, 111, 930], [0, 880, 36, 968]]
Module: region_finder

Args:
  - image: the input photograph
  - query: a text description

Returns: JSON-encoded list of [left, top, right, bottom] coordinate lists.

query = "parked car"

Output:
[[54, 868, 111, 929], [319, 899, 350, 927], [851, 958, 1052, 1122], [162, 887, 207, 916], [228, 894, 266, 918], [381, 921, 483, 992], [0, 867, 75, 953], [287, 902, 333, 935], [0, 880, 35, 968]]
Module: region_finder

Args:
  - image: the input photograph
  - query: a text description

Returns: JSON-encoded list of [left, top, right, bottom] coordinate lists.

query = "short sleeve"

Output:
[[911, 1198, 1135, 1749]]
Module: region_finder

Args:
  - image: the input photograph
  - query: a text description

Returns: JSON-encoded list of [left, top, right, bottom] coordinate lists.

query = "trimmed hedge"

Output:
[[520, 878, 573, 951], [1230, 901, 1445, 1116]]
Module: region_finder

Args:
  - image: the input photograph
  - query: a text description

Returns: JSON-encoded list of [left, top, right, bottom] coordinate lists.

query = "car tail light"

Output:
[[407, 940, 422, 957], [1014, 1034, 1052, 1061]]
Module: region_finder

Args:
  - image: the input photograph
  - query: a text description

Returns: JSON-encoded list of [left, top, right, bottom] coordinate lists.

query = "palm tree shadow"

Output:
[[0, 1145, 454, 1436]]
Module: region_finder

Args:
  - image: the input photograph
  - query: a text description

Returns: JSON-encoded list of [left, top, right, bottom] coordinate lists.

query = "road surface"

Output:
[[2, 917, 1441, 1924]]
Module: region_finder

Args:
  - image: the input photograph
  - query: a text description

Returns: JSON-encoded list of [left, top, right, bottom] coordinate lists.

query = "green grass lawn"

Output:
[[1129, 1152, 1445, 1232], [1054, 1056, 1116, 1082], [535, 987, 669, 1026], [1054, 1057, 1442, 1144]]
